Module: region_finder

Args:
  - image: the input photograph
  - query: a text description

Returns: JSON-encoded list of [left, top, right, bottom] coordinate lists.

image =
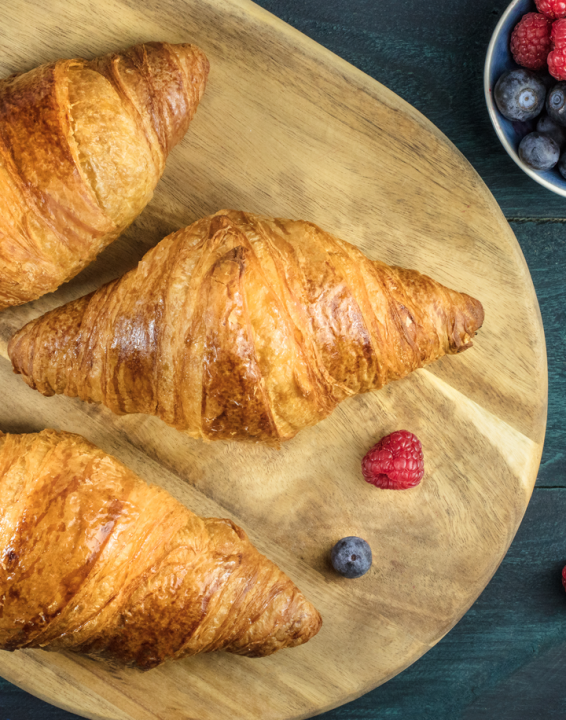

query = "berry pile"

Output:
[[493, 2, 566, 177], [510, 2, 566, 77]]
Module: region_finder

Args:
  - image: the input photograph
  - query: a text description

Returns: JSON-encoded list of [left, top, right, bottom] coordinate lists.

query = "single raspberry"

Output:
[[536, 0, 566, 20], [510, 13, 552, 69], [549, 46, 566, 78], [362, 430, 424, 490], [551, 17, 566, 47], [562, 566, 566, 591]]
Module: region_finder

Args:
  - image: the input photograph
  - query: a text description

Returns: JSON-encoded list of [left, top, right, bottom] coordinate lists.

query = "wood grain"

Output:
[[316, 488, 566, 720], [254, 0, 566, 220], [0, 0, 547, 718]]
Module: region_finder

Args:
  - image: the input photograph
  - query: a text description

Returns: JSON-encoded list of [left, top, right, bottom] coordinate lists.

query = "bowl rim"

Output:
[[484, 0, 566, 198]]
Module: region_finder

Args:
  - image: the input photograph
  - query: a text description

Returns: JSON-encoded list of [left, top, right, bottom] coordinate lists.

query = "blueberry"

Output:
[[536, 115, 566, 148], [330, 536, 372, 579], [546, 83, 566, 126], [494, 69, 546, 121], [518, 132, 560, 169], [557, 152, 566, 179]]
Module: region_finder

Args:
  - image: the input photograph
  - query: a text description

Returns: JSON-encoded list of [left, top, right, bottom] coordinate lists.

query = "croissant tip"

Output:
[[167, 42, 210, 81], [312, 608, 323, 635], [7, 331, 22, 374], [471, 297, 485, 332], [295, 597, 323, 645], [454, 296, 484, 353], [461, 294, 484, 334]]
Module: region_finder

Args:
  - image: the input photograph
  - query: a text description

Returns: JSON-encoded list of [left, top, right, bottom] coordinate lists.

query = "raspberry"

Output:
[[549, 46, 566, 79], [536, 0, 566, 20], [562, 566, 566, 591], [510, 13, 552, 69], [551, 17, 566, 47], [362, 430, 424, 490]]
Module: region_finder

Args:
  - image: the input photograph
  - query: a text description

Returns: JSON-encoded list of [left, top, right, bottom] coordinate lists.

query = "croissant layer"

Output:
[[0, 429, 321, 669], [9, 210, 484, 443], [0, 42, 209, 310]]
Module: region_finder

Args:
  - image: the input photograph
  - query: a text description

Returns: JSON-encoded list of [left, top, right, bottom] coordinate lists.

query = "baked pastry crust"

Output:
[[0, 429, 321, 669], [0, 42, 209, 310], [9, 210, 484, 443]]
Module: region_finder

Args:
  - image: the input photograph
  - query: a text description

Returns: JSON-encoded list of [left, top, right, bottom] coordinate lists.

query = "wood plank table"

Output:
[[0, 0, 564, 718]]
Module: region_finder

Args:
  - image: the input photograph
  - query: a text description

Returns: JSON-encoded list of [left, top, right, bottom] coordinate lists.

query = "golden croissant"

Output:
[[0, 41, 209, 310], [9, 210, 484, 443], [0, 429, 321, 669]]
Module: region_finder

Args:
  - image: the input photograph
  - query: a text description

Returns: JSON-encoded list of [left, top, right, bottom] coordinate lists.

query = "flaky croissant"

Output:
[[9, 210, 484, 443], [0, 429, 321, 669], [0, 41, 209, 310]]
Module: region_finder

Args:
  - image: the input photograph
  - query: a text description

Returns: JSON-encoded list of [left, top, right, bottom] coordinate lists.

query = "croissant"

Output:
[[0, 429, 321, 669], [9, 210, 484, 444], [0, 41, 209, 310]]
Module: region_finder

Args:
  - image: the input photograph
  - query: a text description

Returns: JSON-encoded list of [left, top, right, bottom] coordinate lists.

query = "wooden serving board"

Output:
[[0, 0, 547, 718]]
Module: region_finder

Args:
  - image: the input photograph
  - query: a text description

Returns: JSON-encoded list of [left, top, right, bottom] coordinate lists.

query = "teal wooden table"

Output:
[[1, 0, 565, 718]]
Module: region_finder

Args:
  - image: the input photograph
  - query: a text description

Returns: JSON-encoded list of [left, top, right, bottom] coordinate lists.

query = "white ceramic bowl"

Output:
[[484, 0, 566, 196]]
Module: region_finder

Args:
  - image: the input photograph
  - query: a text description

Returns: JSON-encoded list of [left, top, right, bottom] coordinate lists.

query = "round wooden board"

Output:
[[0, 0, 547, 718]]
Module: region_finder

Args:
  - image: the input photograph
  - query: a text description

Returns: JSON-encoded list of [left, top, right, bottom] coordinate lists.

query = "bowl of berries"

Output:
[[485, 0, 566, 194]]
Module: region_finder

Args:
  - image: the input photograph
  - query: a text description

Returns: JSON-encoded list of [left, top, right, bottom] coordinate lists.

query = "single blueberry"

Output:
[[546, 83, 566, 126], [494, 69, 546, 122], [557, 151, 566, 179], [518, 132, 560, 170], [536, 115, 566, 148], [330, 536, 372, 579]]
